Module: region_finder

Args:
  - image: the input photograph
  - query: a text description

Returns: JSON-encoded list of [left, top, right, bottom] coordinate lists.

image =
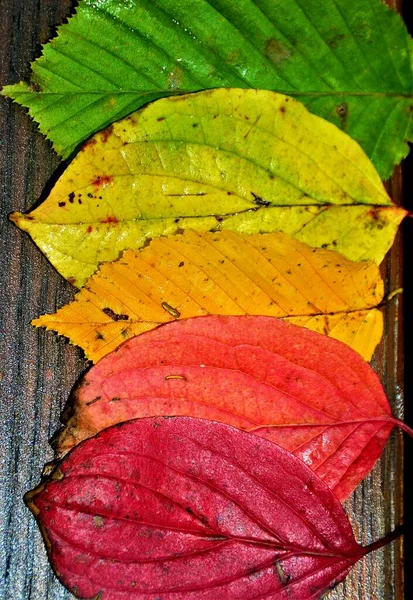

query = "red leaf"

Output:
[[27, 417, 399, 600], [55, 316, 410, 501]]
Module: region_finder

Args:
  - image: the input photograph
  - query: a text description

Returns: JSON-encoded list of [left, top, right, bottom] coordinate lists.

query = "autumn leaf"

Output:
[[3, 0, 412, 179], [34, 231, 385, 362], [53, 315, 413, 502], [11, 89, 406, 287], [26, 416, 401, 600]]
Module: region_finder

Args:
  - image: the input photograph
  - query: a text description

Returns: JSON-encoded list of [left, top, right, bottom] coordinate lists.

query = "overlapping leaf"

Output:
[[3, 0, 413, 178], [27, 416, 399, 600], [11, 89, 406, 287], [54, 315, 413, 501], [34, 231, 384, 362]]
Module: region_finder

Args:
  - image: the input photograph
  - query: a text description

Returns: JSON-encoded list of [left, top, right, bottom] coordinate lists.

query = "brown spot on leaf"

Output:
[[87, 226, 93, 233], [93, 516, 105, 528], [95, 332, 105, 340], [336, 103, 348, 117], [161, 302, 181, 318], [100, 215, 119, 224], [28, 81, 42, 93], [227, 49, 241, 64], [367, 207, 381, 221], [100, 125, 113, 143], [91, 175, 114, 188], [251, 192, 271, 207], [85, 396, 102, 407], [67, 277, 76, 286], [335, 102, 348, 130], [265, 39, 293, 65], [367, 208, 386, 229], [102, 307, 129, 321], [81, 138, 97, 151], [58, 202, 66, 207], [164, 375, 188, 381], [328, 32, 345, 49]]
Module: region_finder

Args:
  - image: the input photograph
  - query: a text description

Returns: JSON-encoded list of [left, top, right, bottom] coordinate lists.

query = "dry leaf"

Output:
[[34, 231, 384, 362], [11, 89, 406, 287]]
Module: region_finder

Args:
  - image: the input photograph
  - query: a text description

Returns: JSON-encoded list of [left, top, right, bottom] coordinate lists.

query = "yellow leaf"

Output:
[[11, 89, 405, 287], [33, 231, 384, 362]]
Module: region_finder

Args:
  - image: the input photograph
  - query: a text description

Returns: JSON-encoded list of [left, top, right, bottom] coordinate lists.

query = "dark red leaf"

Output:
[[55, 316, 411, 501], [27, 417, 398, 600]]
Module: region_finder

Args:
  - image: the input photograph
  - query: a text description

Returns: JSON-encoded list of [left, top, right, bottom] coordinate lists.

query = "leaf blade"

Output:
[[33, 230, 384, 362], [10, 89, 406, 286], [27, 416, 390, 599], [53, 315, 397, 500], [3, 0, 412, 176]]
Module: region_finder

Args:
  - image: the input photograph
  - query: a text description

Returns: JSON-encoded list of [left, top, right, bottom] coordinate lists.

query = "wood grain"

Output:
[[0, 1, 408, 598]]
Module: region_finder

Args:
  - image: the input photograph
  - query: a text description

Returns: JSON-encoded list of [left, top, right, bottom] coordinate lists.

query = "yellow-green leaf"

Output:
[[12, 89, 405, 287], [33, 230, 384, 362]]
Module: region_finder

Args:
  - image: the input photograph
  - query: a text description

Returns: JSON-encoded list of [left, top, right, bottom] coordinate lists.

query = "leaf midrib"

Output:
[[21, 204, 398, 227], [49, 492, 351, 559], [52, 305, 381, 327]]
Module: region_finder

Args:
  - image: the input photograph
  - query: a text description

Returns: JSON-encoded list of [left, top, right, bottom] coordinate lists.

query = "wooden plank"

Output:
[[0, 3, 86, 599], [0, 1, 407, 598]]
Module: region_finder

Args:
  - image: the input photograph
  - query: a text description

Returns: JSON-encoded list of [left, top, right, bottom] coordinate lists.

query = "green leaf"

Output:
[[2, 0, 412, 178], [10, 89, 406, 287]]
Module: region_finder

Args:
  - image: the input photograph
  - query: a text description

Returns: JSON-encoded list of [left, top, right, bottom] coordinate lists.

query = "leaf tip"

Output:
[[31, 315, 47, 329], [9, 211, 32, 232], [1, 82, 24, 100]]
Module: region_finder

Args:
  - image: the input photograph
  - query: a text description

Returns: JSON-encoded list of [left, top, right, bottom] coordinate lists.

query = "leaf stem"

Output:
[[390, 417, 413, 438], [363, 526, 403, 556]]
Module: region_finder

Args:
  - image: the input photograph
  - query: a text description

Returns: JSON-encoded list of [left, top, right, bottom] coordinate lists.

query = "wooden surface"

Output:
[[0, 1, 409, 598]]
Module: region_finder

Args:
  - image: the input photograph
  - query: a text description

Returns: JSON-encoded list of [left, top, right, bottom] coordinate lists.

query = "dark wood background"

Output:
[[0, 1, 411, 598]]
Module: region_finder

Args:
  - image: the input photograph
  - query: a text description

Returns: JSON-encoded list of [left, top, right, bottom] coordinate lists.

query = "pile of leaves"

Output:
[[3, 0, 413, 598]]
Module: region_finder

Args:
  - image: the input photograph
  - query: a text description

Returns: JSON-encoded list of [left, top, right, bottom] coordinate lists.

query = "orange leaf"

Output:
[[34, 231, 384, 362]]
